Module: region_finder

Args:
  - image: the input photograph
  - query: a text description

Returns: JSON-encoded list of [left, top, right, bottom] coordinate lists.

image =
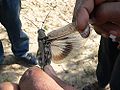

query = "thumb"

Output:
[[74, 0, 94, 32]]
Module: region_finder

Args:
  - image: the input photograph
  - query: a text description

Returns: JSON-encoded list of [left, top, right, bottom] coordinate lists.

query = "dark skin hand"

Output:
[[73, 0, 120, 38]]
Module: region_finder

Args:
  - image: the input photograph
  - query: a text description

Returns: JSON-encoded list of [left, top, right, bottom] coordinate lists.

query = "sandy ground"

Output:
[[0, 0, 101, 89]]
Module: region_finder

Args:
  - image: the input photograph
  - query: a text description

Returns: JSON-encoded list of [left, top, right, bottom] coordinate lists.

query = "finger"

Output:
[[94, 2, 120, 25], [74, 0, 106, 32], [94, 22, 120, 37], [0, 82, 19, 90], [102, 23, 120, 36], [93, 24, 110, 37], [94, 0, 106, 5], [76, 7, 89, 32], [74, 0, 94, 32]]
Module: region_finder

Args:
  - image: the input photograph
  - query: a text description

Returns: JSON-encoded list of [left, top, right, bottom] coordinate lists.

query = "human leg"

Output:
[[96, 37, 119, 88], [0, 0, 28, 57], [82, 37, 119, 90], [0, 0, 36, 65], [110, 53, 120, 90]]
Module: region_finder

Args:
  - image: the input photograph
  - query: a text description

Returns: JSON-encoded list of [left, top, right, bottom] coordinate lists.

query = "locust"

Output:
[[36, 22, 90, 69]]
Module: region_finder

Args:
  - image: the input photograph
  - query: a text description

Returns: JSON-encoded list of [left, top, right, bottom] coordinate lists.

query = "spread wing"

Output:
[[47, 30, 83, 63]]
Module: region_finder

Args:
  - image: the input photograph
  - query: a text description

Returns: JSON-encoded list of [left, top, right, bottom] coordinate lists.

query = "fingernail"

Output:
[[80, 25, 90, 38]]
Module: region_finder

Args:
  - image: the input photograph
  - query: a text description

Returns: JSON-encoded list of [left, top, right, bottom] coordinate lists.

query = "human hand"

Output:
[[73, 0, 95, 38], [73, 0, 94, 32], [92, 1, 120, 38], [73, 0, 120, 39]]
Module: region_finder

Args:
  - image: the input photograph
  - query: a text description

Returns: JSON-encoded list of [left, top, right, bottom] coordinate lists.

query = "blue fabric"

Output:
[[0, 0, 29, 61]]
